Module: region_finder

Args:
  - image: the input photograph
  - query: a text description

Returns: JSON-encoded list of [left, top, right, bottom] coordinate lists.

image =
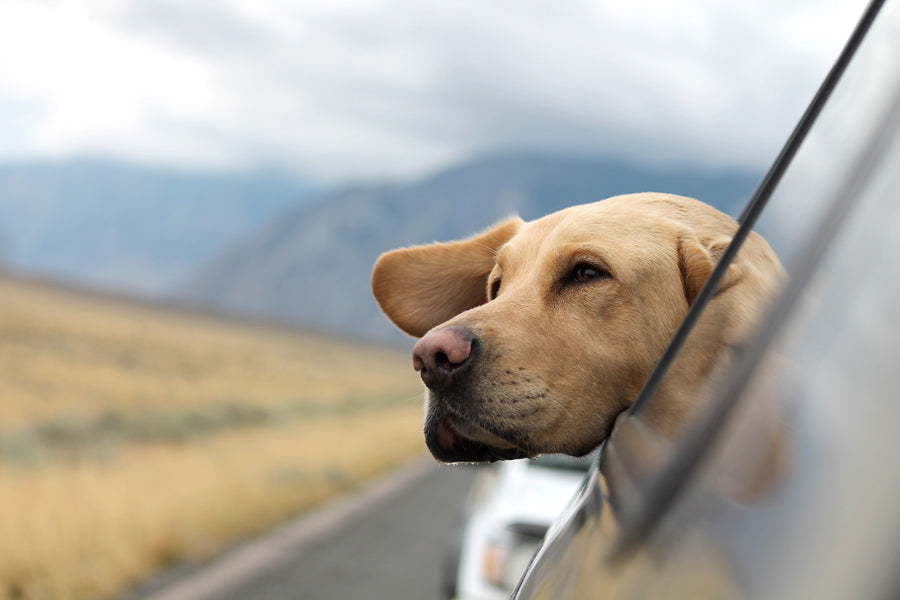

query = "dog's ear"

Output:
[[678, 234, 742, 306], [372, 217, 523, 337]]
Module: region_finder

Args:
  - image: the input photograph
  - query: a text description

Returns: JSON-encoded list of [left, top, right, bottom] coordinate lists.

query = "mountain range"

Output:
[[0, 160, 310, 294], [0, 154, 763, 343], [177, 153, 762, 343]]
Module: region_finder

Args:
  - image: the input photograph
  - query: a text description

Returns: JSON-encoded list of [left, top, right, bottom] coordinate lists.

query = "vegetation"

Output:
[[0, 276, 423, 600]]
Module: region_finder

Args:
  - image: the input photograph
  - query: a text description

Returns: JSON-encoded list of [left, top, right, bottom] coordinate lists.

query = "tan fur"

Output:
[[371, 217, 524, 337], [371, 193, 784, 460]]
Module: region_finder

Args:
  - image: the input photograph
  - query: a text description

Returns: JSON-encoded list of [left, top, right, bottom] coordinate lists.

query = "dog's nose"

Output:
[[412, 326, 475, 389]]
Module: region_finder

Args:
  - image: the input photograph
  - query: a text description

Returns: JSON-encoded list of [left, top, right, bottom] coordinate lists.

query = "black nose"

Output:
[[412, 326, 475, 389]]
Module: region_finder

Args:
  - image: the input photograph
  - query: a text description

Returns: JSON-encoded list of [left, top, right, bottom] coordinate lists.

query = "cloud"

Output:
[[0, 0, 212, 161], [0, 0, 870, 182]]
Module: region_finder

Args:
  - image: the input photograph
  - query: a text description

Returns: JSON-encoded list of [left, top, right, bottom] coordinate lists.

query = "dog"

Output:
[[371, 193, 784, 463]]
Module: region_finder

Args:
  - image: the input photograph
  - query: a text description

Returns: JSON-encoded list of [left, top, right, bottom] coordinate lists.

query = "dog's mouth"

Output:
[[426, 414, 534, 463]]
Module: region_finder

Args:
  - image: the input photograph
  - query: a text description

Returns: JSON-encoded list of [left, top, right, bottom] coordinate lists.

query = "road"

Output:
[[132, 456, 480, 600]]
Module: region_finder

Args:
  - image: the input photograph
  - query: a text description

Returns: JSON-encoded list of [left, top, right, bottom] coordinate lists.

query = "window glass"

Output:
[[623, 4, 900, 598], [634, 1, 900, 441]]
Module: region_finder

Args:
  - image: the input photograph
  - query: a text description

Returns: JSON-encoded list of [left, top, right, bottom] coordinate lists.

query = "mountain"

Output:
[[0, 160, 311, 294], [178, 153, 762, 343]]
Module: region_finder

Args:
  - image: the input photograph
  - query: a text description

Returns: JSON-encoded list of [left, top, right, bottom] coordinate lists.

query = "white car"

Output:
[[443, 454, 593, 600]]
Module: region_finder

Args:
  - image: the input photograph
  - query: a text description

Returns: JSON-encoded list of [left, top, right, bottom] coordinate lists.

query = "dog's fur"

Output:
[[372, 193, 784, 463]]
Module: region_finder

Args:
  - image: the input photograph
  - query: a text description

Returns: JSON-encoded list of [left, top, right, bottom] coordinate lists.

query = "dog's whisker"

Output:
[[469, 241, 495, 254], [541, 389, 577, 416]]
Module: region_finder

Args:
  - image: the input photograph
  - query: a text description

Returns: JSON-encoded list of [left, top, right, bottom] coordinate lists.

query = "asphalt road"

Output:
[[134, 457, 480, 600]]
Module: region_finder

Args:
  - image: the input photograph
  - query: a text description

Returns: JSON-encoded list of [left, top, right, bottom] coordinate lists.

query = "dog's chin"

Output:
[[425, 414, 534, 463]]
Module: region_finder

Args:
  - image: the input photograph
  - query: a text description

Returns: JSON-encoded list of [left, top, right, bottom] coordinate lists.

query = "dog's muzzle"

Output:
[[413, 326, 533, 462]]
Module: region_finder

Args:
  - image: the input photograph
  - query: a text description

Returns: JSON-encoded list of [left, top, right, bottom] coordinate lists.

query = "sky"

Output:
[[0, 0, 870, 184]]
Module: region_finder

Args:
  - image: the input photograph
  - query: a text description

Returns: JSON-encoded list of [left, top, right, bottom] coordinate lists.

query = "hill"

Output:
[[0, 160, 311, 294], [179, 153, 762, 342]]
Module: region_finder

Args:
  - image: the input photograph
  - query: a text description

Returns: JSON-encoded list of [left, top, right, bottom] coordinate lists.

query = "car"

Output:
[[443, 454, 593, 600], [510, 0, 900, 598]]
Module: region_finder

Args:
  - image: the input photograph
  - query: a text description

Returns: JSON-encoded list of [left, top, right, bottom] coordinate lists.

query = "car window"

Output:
[[611, 0, 898, 549], [624, 0, 891, 441], [623, 45, 900, 598], [513, 1, 900, 597]]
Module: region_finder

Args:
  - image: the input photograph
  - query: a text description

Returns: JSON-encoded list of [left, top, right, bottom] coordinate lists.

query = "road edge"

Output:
[[133, 453, 437, 600]]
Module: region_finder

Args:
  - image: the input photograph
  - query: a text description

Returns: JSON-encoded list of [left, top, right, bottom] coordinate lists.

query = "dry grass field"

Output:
[[0, 276, 424, 600]]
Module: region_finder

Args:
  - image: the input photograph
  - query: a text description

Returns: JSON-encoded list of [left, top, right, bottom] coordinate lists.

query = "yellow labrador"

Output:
[[372, 193, 784, 462]]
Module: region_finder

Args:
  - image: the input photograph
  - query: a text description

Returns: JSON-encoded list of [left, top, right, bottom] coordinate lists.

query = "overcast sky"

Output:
[[0, 0, 869, 184]]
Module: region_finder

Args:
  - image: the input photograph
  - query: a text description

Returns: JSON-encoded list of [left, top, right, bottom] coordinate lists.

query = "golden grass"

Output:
[[0, 276, 425, 600], [0, 277, 417, 427]]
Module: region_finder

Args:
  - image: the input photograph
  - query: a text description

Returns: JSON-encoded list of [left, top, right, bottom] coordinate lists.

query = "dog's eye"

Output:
[[489, 278, 501, 300], [571, 263, 609, 283]]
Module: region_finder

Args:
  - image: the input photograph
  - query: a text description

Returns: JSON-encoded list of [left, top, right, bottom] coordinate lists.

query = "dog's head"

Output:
[[372, 193, 783, 463]]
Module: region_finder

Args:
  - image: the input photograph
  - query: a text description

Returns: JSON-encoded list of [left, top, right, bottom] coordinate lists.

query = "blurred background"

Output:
[[0, 1, 867, 599]]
